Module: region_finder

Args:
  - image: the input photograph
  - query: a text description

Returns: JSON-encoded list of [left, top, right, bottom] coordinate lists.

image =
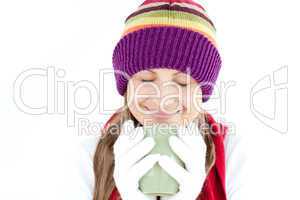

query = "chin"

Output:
[[146, 117, 181, 126]]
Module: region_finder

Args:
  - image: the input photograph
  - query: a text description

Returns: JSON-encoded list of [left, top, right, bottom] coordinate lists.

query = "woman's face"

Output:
[[126, 68, 203, 126]]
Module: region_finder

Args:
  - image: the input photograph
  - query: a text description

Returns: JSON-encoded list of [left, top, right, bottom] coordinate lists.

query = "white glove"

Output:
[[159, 121, 207, 200], [113, 119, 159, 200]]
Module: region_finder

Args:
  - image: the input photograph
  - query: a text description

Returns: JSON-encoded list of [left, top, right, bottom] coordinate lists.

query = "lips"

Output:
[[153, 110, 180, 118], [143, 106, 182, 119]]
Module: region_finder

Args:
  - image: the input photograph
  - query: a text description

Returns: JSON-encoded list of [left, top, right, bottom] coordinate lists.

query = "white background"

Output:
[[0, 0, 299, 199]]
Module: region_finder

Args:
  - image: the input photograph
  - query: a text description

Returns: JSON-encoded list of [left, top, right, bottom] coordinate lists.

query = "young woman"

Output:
[[93, 68, 232, 200], [79, 1, 246, 200]]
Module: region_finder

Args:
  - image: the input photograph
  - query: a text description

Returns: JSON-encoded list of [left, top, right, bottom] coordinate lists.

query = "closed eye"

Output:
[[177, 82, 187, 87], [141, 79, 154, 82]]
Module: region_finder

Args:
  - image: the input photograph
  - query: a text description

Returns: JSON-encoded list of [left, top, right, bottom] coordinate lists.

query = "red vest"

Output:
[[105, 111, 228, 200]]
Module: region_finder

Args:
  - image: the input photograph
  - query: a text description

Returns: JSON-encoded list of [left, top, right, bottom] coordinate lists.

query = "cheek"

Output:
[[192, 86, 203, 111], [130, 80, 158, 96], [181, 86, 202, 113], [127, 82, 152, 113]]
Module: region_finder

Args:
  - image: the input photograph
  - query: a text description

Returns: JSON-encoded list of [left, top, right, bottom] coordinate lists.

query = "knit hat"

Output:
[[112, 0, 222, 102]]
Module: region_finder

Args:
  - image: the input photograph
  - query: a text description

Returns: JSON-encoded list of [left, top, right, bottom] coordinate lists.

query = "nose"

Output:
[[144, 85, 182, 114]]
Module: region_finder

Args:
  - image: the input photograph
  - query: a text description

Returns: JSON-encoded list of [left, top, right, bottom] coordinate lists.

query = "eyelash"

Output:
[[141, 79, 187, 87], [178, 83, 187, 87], [141, 79, 153, 82]]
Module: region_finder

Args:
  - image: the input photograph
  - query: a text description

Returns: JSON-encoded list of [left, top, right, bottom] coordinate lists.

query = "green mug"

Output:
[[139, 125, 185, 197]]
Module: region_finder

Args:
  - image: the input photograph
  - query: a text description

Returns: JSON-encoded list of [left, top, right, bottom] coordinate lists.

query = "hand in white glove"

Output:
[[113, 119, 159, 200], [159, 121, 207, 200]]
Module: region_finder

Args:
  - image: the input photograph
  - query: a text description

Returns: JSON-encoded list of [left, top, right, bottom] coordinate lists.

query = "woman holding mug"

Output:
[[81, 0, 246, 199]]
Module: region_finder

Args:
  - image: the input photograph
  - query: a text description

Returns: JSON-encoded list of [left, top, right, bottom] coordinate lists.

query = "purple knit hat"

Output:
[[112, 0, 222, 102]]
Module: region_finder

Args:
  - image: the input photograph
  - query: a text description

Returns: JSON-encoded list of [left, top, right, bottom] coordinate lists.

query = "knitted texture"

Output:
[[112, 0, 222, 102]]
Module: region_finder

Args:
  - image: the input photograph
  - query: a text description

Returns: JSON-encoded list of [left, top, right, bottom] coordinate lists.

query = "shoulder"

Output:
[[223, 129, 248, 200], [204, 112, 247, 173], [76, 136, 100, 199], [205, 112, 248, 199]]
